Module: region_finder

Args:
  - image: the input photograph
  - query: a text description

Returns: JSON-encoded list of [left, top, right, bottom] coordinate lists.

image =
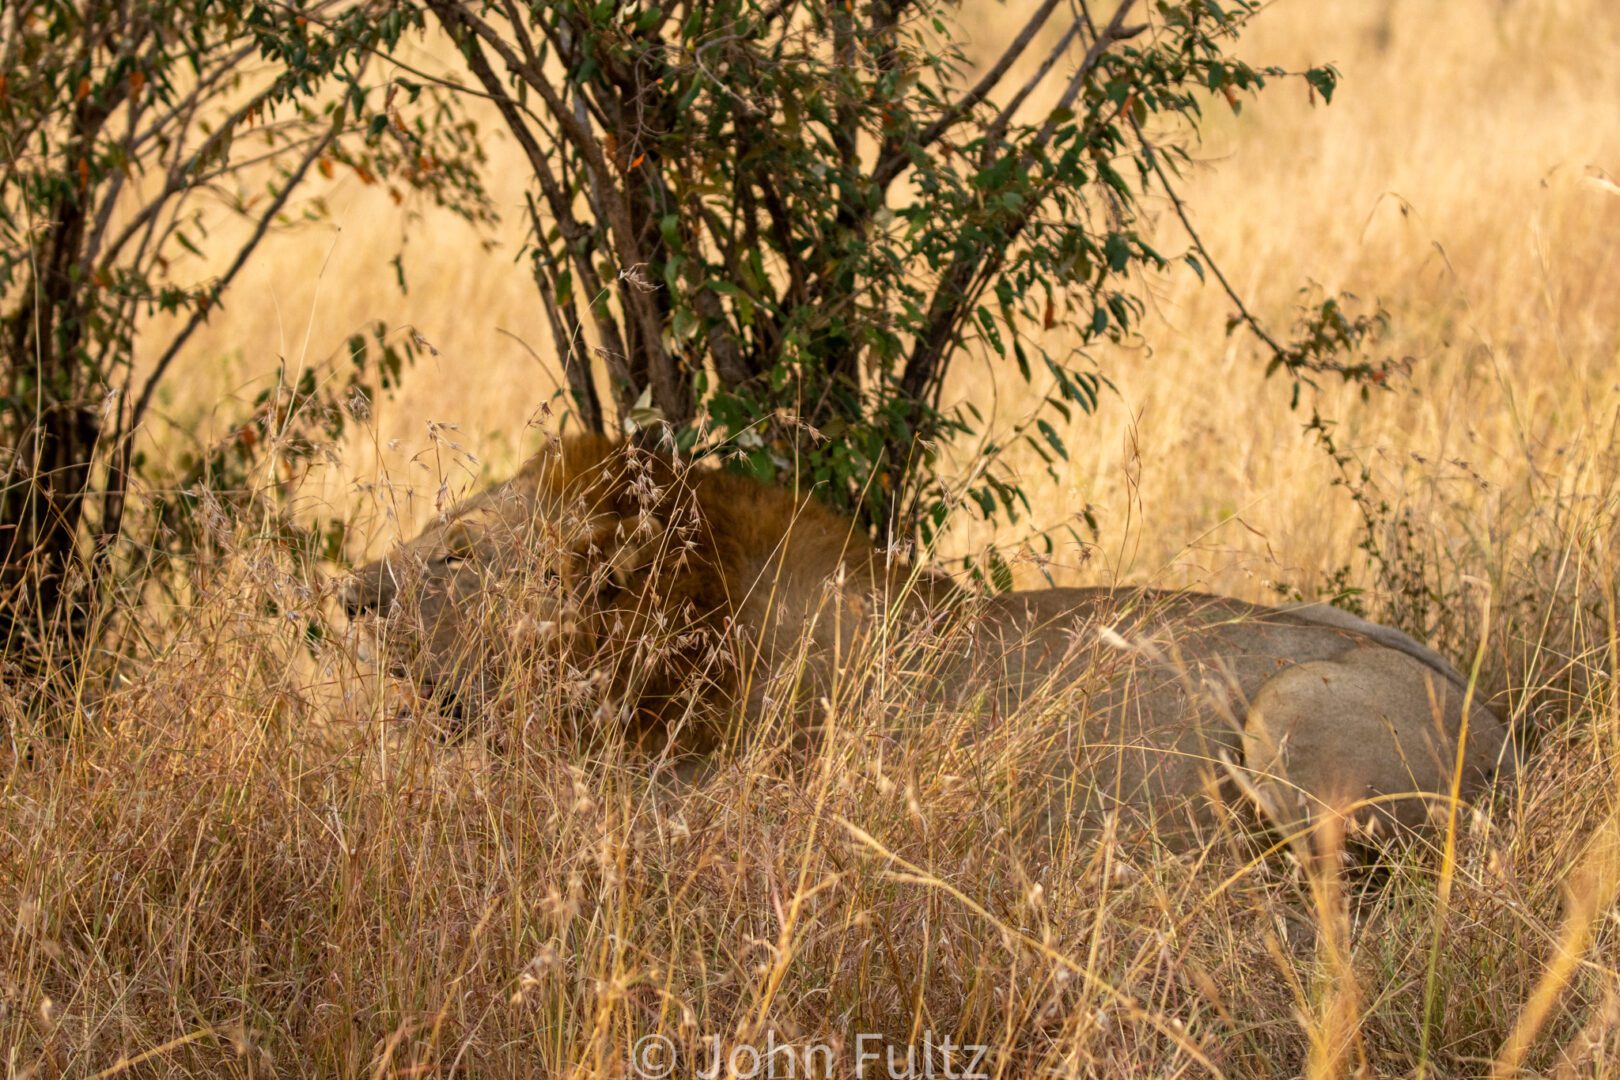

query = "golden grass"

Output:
[[7, 0, 1620, 1074]]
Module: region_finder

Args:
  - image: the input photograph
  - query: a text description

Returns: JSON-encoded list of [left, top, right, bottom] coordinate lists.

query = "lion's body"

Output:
[[954, 587, 1508, 838], [347, 436, 1513, 843]]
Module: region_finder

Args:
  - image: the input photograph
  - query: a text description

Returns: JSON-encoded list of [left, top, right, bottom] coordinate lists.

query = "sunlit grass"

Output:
[[7, 0, 1620, 1074]]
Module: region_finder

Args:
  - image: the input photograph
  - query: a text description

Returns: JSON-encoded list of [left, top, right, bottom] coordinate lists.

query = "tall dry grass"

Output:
[[6, 0, 1620, 1075]]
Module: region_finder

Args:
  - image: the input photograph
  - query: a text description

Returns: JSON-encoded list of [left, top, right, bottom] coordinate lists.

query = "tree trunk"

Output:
[[1, 190, 99, 654]]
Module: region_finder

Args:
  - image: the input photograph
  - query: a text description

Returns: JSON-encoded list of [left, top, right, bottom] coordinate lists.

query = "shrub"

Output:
[[0, 0, 482, 660], [414, 0, 1391, 560]]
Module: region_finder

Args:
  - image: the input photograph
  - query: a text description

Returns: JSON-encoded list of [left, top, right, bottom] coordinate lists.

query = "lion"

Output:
[[344, 434, 1514, 846]]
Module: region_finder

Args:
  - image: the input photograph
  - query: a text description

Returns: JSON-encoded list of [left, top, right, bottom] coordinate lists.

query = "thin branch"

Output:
[[427, 1, 607, 180], [1135, 119, 1287, 358], [97, 81, 293, 271], [99, 113, 340, 549], [124, 39, 265, 156], [870, 0, 1063, 191], [1034, 0, 1145, 148], [80, 33, 170, 274], [429, 0, 679, 417], [900, 0, 1143, 401], [502, 0, 615, 132], [981, 19, 1086, 156], [528, 195, 605, 434], [497, 0, 542, 69], [452, 13, 634, 412], [127, 116, 341, 436]]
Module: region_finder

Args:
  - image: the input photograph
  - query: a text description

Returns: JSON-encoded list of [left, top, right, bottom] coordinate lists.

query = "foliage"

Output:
[[0, 0, 484, 657], [408, 0, 1397, 558]]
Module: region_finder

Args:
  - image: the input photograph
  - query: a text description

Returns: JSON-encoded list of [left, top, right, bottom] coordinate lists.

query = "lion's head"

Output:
[[343, 434, 912, 739], [343, 435, 731, 732]]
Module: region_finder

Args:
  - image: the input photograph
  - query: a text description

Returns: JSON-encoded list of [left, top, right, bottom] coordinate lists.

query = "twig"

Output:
[[898, 0, 1144, 401], [1132, 117, 1288, 359], [127, 115, 342, 436], [1034, 0, 1146, 148], [872, 0, 1065, 190], [526, 194, 606, 433]]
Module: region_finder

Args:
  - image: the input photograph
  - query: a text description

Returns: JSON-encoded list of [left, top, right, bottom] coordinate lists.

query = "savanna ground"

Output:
[[6, 0, 1620, 1075]]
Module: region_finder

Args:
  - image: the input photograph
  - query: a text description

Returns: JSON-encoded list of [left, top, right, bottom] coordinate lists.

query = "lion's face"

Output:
[[342, 439, 685, 727], [344, 484, 556, 722]]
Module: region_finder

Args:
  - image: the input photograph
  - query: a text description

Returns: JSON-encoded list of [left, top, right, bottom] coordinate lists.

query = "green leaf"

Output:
[[987, 549, 1014, 593], [659, 213, 681, 248], [1035, 419, 1068, 461], [1305, 66, 1338, 104], [671, 306, 700, 343]]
